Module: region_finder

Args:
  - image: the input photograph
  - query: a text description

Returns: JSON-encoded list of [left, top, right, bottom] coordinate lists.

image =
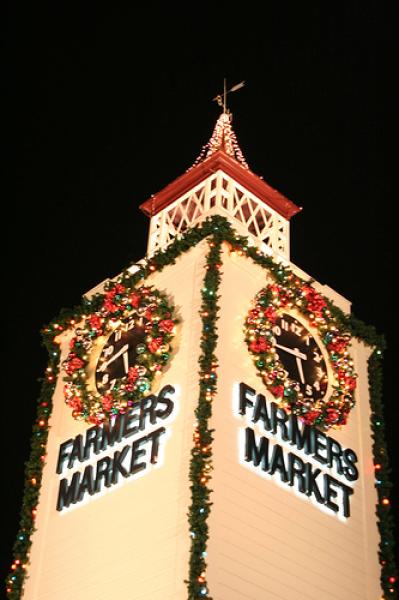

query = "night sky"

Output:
[[3, 2, 398, 583]]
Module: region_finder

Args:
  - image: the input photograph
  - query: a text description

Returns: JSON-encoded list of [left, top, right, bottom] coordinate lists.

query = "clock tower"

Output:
[[8, 111, 396, 599]]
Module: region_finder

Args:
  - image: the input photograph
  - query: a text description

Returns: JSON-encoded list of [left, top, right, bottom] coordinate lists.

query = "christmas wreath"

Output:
[[63, 283, 177, 424], [245, 278, 357, 430]]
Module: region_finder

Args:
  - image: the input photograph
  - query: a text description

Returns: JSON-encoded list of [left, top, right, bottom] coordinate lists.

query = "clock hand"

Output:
[[98, 344, 129, 372], [295, 352, 306, 384], [275, 343, 307, 361], [123, 349, 129, 375]]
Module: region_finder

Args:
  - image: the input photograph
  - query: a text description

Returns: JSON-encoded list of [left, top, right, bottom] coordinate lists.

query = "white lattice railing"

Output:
[[147, 171, 290, 259]]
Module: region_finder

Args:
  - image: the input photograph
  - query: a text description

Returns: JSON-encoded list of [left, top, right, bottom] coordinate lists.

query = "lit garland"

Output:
[[6, 215, 396, 600], [186, 236, 222, 599], [63, 283, 176, 424], [245, 282, 357, 430], [189, 112, 249, 171]]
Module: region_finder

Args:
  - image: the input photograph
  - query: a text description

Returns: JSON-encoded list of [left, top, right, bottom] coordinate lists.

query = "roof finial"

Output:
[[213, 79, 245, 116]]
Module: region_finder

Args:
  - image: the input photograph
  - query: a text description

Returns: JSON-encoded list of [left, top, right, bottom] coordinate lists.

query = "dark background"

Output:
[[3, 1, 398, 585]]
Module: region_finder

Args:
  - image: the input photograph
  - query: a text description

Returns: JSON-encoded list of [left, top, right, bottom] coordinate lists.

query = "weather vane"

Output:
[[213, 79, 245, 114]]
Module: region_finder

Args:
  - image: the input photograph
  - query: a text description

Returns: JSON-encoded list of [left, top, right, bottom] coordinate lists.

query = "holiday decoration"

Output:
[[62, 283, 177, 424], [189, 112, 249, 171], [245, 281, 358, 430], [6, 216, 397, 600]]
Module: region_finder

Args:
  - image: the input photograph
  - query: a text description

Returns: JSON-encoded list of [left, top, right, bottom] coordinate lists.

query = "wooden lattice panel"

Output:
[[147, 171, 290, 259]]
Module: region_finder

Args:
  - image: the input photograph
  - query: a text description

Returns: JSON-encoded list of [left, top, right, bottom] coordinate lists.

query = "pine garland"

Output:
[[186, 235, 223, 599], [6, 215, 397, 600]]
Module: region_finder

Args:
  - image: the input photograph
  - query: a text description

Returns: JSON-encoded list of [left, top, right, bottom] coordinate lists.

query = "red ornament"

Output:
[[103, 298, 118, 313], [159, 319, 175, 333], [68, 396, 82, 411], [303, 286, 327, 315], [145, 307, 154, 320], [129, 292, 141, 308], [113, 283, 126, 295], [89, 414, 102, 425], [270, 284, 290, 306], [249, 337, 271, 353], [345, 376, 357, 391], [65, 356, 85, 375], [127, 366, 139, 382], [327, 338, 348, 354], [148, 337, 163, 353], [301, 410, 321, 425], [102, 394, 114, 412], [264, 306, 277, 322], [326, 408, 340, 423], [270, 385, 285, 398], [89, 314, 103, 331]]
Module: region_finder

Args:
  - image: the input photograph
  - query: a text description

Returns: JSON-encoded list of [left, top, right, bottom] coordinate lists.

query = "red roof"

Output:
[[140, 149, 301, 220]]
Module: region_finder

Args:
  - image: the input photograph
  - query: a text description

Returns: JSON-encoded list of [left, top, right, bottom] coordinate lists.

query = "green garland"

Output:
[[186, 235, 222, 599], [6, 215, 397, 600]]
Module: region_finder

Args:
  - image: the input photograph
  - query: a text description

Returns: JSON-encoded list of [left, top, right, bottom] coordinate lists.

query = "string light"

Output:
[[188, 112, 249, 171]]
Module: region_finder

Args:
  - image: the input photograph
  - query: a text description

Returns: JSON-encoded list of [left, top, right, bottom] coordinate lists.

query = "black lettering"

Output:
[[94, 456, 112, 492], [155, 385, 175, 420], [99, 413, 125, 451], [56, 439, 73, 474], [288, 415, 312, 454], [326, 437, 343, 475], [253, 394, 272, 430], [287, 452, 306, 492], [324, 474, 339, 513], [269, 444, 288, 482], [130, 436, 148, 475], [111, 445, 130, 484], [244, 427, 269, 470], [312, 430, 328, 465], [271, 402, 289, 441], [305, 463, 325, 504], [67, 434, 84, 469], [239, 382, 255, 416], [123, 406, 140, 438], [342, 448, 359, 482], [148, 395, 160, 426], [139, 396, 155, 430], [341, 482, 354, 517], [76, 464, 95, 502], [57, 472, 80, 511], [147, 427, 166, 463], [84, 425, 101, 460]]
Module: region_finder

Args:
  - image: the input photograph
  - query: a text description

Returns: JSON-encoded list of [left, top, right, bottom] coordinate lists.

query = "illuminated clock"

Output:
[[63, 283, 177, 423], [95, 318, 146, 393], [271, 313, 328, 402]]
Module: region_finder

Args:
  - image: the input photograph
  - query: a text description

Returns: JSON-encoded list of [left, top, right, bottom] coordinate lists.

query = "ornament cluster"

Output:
[[63, 283, 176, 424], [245, 280, 358, 430]]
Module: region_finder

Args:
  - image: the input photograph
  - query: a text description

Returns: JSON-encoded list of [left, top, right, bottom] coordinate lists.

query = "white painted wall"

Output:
[[22, 242, 208, 600], [207, 246, 382, 600]]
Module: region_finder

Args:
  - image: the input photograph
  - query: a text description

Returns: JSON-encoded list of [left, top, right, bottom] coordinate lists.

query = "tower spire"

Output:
[[189, 111, 249, 171], [187, 112, 249, 171], [189, 80, 248, 170]]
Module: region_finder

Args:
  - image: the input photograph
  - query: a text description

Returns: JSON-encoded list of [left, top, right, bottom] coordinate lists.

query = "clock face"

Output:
[[272, 313, 328, 402], [95, 318, 146, 393]]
